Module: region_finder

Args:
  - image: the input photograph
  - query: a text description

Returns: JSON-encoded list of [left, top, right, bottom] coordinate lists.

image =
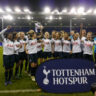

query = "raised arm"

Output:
[[0, 25, 11, 40]]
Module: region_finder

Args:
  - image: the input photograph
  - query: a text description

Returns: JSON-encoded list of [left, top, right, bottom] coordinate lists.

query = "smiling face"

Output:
[[73, 34, 78, 40], [13, 32, 19, 40], [61, 31, 65, 38], [82, 29, 86, 37], [52, 31, 56, 38], [64, 33, 69, 40], [20, 32, 25, 39], [16, 33, 19, 38], [56, 32, 60, 39], [87, 32, 92, 40], [7, 33, 13, 40], [45, 32, 50, 39]]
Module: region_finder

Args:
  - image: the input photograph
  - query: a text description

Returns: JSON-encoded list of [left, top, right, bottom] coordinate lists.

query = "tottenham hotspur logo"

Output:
[[43, 66, 50, 85]]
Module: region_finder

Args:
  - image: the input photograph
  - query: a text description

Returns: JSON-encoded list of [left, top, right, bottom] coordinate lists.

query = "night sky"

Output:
[[0, 0, 96, 11]]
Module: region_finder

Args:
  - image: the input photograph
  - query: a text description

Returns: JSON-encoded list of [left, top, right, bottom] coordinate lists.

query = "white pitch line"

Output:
[[0, 89, 41, 93]]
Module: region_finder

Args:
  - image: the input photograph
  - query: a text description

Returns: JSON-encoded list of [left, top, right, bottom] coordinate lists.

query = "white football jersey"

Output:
[[62, 40, 71, 53], [27, 39, 37, 54], [3, 39, 14, 55], [83, 40, 93, 55], [43, 39, 52, 52], [72, 39, 81, 53], [81, 37, 86, 41], [81, 37, 86, 51], [0, 28, 15, 55], [37, 42, 42, 52], [54, 39, 62, 52], [51, 38, 55, 43], [0, 28, 7, 36], [14, 40, 20, 55], [19, 39, 27, 52]]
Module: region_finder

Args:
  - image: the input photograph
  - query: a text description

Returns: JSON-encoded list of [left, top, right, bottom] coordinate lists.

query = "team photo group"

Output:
[[0, 24, 96, 86]]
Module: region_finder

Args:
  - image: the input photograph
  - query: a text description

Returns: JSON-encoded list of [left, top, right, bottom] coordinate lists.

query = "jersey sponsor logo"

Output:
[[55, 43, 61, 46], [7, 44, 14, 47], [73, 42, 78, 45], [36, 59, 96, 93], [63, 42, 70, 45], [85, 43, 93, 47], [16, 44, 20, 47], [44, 42, 50, 44], [20, 43, 25, 45], [37, 45, 41, 48], [30, 42, 37, 45]]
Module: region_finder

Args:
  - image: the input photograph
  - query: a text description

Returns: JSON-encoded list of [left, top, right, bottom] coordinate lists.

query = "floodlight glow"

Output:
[[8, 15, 13, 20], [44, 7, 51, 13], [0, 8, 4, 13], [3, 16, 7, 19], [62, 9, 67, 13], [94, 9, 96, 14], [6, 7, 12, 12], [72, 18, 77, 20], [24, 8, 30, 13], [86, 9, 92, 14], [27, 15, 31, 20], [17, 17, 21, 19], [81, 18, 86, 20], [49, 15, 53, 20], [45, 17, 49, 19], [70, 7, 76, 14], [3, 15, 13, 20], [52, 9, 60, 14], [15, 7, 21, 12], [59, 17, 62, 20], [77, 7, 85, 14]]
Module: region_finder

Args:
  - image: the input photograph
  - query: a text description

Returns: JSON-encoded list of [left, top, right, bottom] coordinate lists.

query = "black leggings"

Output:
[[72, 53, 82, 59], [83, 54, 93, 61]]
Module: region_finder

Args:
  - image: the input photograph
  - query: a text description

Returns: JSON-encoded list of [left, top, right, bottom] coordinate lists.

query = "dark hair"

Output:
[[13, 32, 17, 39], [4, 32, 12, 38]]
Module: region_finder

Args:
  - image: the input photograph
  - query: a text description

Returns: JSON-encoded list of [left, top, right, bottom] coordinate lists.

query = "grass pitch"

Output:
[[0, 47, 94, 96]]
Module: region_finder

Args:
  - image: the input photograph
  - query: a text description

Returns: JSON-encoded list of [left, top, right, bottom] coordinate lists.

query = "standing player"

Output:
[[0, 26, 14, 85], [37, 39, 43, 64], [19, 32, 27, 77], [24, 33, 29, 73], [83, 32, 93, 61], [42, 32, 52, 61], [13, 32, 21, 78], [53, 32, 62, 58], [71, 33, 82, 58], [80, 29, 87, 58], [62, 32, 71, 58], [25, 31, 38, 81], [51, 30, 56, 58]]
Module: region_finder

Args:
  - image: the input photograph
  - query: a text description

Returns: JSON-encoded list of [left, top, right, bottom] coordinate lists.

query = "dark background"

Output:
[[0, 0, 96, 11], [0, 0, 96, 33]]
